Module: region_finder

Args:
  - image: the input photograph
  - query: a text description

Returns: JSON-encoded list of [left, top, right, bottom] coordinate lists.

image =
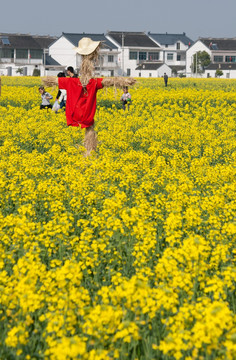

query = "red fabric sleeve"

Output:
[[58, 77, 69, 90], [96, 78, 103, 90]]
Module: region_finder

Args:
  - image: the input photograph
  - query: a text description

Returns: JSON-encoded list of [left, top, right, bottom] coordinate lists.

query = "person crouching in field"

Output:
[[38, 86, 53, 110], [42, 37, 136, 156], [120, 86, 131, 110]]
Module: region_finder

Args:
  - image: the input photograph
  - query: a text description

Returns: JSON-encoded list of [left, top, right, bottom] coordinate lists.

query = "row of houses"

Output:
[[1, 31, 236, 78]]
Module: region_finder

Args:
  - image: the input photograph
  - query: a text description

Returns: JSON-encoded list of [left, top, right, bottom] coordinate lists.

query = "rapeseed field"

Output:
[[0, 76, 236, 360]]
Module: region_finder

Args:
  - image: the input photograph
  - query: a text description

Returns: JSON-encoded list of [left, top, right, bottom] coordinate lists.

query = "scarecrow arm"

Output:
[[42, 76, 137, 89], [102, 77, 136, 88], [42, 76, 58, 88]]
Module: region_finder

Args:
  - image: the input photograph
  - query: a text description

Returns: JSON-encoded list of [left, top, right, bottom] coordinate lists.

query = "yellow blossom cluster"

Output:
[[0, 76, 236, 359]]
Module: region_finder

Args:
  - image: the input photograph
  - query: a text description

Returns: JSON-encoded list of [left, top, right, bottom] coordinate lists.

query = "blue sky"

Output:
[[2, 0, 236, 41]]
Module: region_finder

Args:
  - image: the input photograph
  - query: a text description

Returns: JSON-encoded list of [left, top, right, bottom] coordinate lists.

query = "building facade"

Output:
[[186, 38, 236, 78], [134, 62, 172, 78], [106, 31, 161, 77], [48, 33, 120, 77], [4, 32, 236, 79], [148, 32, 193, 75], [0, 33, 57, 76]]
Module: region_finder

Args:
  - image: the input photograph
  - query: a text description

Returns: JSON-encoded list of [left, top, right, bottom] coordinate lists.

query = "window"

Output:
[[139, 52, 147, 60], [0, 48, 14, 58], [176, 42, 180, 49], [16, 49, 28, 59], [30, 49, 43, 59], [1, 36, 10, 45], [129, 51, 137, 60], [177, 55, 181, 61], [148, 52, 159, 61], [225, 56, 236, 63], [214, 56, 223, 62], [139, 72, 141, 77], [98, 55, 104, 66], [165, 44, 168, 48], [167, 53, 173, 61], [108, 55, 114, 62], [149, 73, 152, 77], [127, 68, 131, 76], [110, 70, 114, 76]]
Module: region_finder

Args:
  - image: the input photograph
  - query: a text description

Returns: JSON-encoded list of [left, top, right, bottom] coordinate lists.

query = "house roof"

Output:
[[107, 31, 159, 48], [0, 33, 57, 49], [135, 62, 185, 72], [33, 35, 57, 49], [206, 63, 236, 70], [169, 65, 186, 71], [135, 62, 167, 70], [45, 54, 61, 66], [62, 33, 118, 50], [148, 32, 193, 46], [199, 38, 236, 51]]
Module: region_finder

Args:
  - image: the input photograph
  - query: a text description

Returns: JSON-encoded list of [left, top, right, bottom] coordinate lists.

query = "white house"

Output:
[[106, 31, 161, 77], [134, 62, 172, 78], [148, 32, 193, 75], [49, 33, 120, 77], [0, 33, 57, 76], [204, 63, 236, 79], [186, 38, 236, 78]]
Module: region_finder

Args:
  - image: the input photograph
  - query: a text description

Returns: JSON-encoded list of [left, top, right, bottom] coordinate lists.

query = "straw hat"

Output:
[[74, 37, 101, 55]]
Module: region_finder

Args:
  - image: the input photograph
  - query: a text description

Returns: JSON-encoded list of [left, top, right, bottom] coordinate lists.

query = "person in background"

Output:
[[38, 86, 53, 109], [120, 86, 131, 110], [66, 66, 78, 78], [56, 72, 67, 110], [164, 73, 168, 87]]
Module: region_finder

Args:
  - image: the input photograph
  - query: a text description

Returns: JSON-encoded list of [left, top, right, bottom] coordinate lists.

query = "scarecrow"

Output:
[[43, 37, 136, 156]]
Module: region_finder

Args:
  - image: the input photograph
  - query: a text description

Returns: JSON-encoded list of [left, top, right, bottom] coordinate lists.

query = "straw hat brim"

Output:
[[74, 41, 100, 56]]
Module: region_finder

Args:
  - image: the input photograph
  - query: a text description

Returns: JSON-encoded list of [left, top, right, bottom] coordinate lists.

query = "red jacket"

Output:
[[58, 77, 103, 128]]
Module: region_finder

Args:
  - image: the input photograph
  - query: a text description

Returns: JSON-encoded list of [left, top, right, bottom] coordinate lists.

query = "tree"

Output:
[[32, 68, 40, 76], [172, 68, 177, 77], [16, 67, 23, 75], [191, 51, 211, 74], [215, 69, 223, 78]]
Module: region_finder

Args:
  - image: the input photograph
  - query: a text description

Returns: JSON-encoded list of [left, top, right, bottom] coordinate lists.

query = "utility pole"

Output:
[[43, 49, 46, 76], [100, 54, 102, 76], [196, 52, 198, 78], [190, 55, 192, 77], [121, 32, 125, 76]]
